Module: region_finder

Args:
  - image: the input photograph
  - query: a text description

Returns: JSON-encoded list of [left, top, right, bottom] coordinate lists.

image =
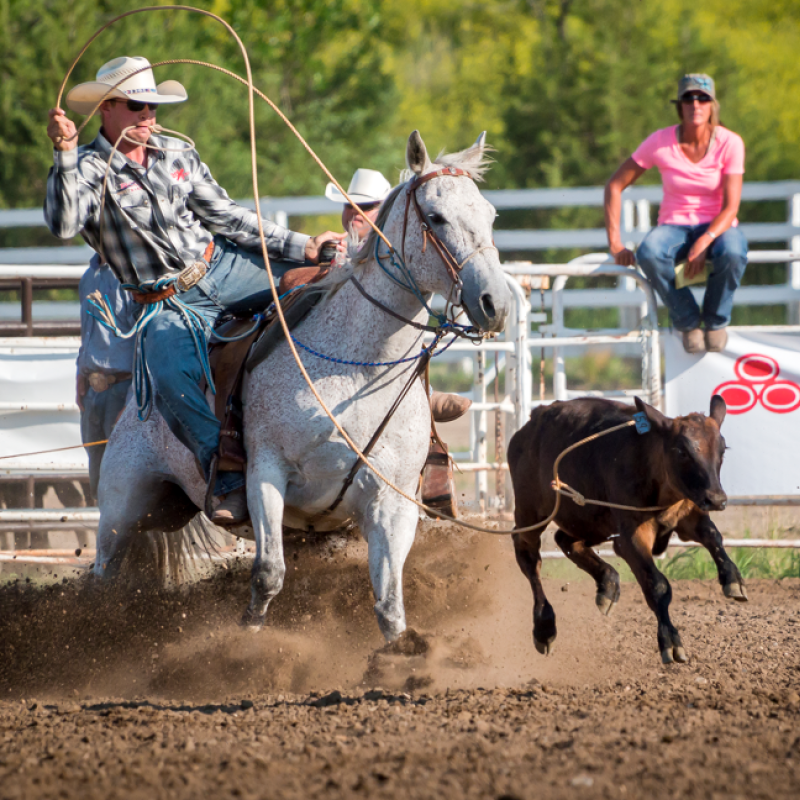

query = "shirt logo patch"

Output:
[[115, 181, 144, 198], [171, 167, 187, 182]]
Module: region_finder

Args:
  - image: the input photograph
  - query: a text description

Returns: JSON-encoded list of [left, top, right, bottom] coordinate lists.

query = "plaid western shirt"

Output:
[[45, 132, 310, 286]]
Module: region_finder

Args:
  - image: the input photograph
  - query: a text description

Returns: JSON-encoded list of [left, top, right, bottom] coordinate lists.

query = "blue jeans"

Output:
[[636, 224, 748, 331], [81, 379, 132, 500], [143, 238, 298, 496]]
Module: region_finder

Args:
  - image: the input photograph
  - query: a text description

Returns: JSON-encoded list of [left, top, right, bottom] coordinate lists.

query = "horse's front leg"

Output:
[[241, 456, 288, 631], [359, 491, 418, 641]]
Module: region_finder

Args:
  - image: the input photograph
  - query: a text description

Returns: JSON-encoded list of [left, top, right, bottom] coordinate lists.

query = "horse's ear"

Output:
[[406, 130, 430, 176], [474, 131, 487, 152], [709, 394, 726, 428]]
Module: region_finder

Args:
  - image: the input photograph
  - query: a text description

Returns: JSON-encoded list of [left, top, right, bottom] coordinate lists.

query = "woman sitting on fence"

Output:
[[604, 74, 747, 354]]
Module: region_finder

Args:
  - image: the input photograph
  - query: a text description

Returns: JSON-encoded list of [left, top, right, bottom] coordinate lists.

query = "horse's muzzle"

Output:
[[461, 273, 511, 333]]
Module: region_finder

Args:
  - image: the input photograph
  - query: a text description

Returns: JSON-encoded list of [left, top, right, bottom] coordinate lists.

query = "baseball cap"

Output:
[[675, 73, 716, 101]]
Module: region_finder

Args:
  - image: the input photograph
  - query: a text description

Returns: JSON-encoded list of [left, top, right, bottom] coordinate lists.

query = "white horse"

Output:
[[94, 131, 511, 640]]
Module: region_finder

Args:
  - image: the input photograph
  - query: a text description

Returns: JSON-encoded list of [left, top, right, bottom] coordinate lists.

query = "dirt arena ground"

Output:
[[1, 521, 799, 799]]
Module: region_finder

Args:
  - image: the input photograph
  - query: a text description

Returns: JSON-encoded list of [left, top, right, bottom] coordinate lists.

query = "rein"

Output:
[[307, 347, 435, 527]]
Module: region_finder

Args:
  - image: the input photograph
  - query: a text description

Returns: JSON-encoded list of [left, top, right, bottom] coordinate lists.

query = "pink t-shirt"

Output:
[[632, 125, 745, 226]]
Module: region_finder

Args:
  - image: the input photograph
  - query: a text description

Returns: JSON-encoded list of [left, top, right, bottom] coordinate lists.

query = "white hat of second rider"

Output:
[[66, 56, 188, 115], [325, 169, 392, 205]]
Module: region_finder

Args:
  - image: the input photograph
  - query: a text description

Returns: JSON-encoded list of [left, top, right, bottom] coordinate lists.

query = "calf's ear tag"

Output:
[[633, 411, 651, 435]]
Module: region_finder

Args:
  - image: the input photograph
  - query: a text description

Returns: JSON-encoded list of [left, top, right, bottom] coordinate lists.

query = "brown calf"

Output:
[[507, 395, 746, 664]]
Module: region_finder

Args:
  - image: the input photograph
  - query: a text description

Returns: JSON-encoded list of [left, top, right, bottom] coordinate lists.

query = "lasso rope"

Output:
[[52, 5, 665, 536], [0, 440, 108, 461]]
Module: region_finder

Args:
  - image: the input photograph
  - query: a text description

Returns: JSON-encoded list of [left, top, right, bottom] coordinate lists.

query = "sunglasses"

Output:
[[681, 93, 712, 104], [356, 202, 380, 211], [113, 99, 160, 112]]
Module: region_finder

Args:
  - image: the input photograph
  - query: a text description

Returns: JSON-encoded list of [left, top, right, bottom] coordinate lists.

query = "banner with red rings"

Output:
[[665, 330, 800, 497]]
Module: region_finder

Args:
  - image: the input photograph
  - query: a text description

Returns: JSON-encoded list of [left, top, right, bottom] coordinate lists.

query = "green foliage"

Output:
[[662, 546, 800, 581], [428, 350, 640, 395], [3, 0, 799, 237], [0, 0, 402, 209]]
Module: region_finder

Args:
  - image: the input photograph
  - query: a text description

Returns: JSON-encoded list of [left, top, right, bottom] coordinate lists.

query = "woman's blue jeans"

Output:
[[636, 224, 748, 331], [143, 238, 296, 496]]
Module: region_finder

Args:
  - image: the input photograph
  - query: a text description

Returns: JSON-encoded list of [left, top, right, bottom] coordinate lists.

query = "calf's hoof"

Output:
[[534, 633, 556, 656], [595, 593, 618, 617], [723, 582, 748, 602], [661, 645, 688, 665], [239, 607, 266, 632]]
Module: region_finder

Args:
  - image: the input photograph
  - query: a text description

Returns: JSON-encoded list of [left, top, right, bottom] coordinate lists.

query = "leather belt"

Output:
[[86, 371, 132, 393], [132, 240, 215, 304]]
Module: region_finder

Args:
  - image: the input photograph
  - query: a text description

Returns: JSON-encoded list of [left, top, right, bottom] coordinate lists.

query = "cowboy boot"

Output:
[[211, 486, 249, 526], [430, 390, 472, 423]]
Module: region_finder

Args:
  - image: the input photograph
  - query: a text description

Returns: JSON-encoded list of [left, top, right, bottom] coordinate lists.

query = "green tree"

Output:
[[0, 0, 402, 210]]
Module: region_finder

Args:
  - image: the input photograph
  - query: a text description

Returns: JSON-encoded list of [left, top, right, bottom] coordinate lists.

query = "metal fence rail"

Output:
[[1, 181, 799, 538]]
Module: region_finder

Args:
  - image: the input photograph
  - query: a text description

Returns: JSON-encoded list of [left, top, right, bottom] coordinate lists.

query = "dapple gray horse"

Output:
[[94, 131, 511, 640]]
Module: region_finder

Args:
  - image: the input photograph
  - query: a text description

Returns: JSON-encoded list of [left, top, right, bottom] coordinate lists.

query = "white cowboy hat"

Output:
[[66, 56, 188, 115], [325, 169, 392, 205]]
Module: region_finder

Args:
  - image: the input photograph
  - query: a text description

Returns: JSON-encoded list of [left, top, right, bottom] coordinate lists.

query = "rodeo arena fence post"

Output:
[[2, 181, 800, 567]]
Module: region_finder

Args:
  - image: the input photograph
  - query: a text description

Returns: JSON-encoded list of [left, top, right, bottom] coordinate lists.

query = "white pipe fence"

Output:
[[2, 181, 800, 549]]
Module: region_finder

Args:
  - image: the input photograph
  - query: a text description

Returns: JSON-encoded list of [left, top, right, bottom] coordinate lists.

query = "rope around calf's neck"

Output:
[[56, 6, 665, 536]]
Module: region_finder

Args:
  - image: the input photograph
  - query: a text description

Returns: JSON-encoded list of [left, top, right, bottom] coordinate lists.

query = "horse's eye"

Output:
[[428, 212, 446, 226]]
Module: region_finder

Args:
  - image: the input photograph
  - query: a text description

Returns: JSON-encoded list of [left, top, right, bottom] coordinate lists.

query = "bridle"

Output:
[[360, 166, 498, 339], [402, 166, 497, 287]]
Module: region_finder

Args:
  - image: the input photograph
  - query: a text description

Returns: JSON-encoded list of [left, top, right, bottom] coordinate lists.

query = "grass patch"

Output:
[[662, 546, 800, 581], [429, 350, 641, 396]]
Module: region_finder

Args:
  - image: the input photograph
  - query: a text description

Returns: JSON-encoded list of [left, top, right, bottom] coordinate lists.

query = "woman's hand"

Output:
[[685, 235, 711, 280], [610, 244, 637, 267], [604, 157, 647, 267]]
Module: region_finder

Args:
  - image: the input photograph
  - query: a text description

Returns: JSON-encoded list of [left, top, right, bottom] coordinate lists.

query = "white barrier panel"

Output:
[[664, 329, 800, 497], [0, 338, 86, 474]]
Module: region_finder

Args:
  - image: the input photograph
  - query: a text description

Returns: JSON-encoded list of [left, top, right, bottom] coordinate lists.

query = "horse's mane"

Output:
[[315, 137, 493, 296]]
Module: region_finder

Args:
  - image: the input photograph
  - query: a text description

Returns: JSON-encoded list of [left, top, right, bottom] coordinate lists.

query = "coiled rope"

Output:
[[52, 4, 665, 536]]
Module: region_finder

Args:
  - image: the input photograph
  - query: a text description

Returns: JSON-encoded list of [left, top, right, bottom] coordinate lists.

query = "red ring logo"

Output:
[[713, 354, 800, 415]]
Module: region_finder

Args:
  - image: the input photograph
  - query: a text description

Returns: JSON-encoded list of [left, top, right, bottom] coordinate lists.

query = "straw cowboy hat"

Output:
[[325, 169, 392, 205], [66, 56, 188, 115]]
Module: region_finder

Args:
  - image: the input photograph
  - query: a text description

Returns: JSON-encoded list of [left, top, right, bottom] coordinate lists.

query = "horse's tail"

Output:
[[121, 513, 230, 586]]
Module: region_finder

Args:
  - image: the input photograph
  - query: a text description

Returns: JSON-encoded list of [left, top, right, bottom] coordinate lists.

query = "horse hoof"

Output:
[[239, 609, 265, 631], [534, 635, 556, 656], [661, 646, 688, 665], [724, 582, 748, 602], [595, 593, 617, 617]]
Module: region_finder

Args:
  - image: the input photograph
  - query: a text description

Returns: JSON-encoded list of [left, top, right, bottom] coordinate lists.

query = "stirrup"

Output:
[[204, 454, 219, 519], [420, 438, 458, 519]]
